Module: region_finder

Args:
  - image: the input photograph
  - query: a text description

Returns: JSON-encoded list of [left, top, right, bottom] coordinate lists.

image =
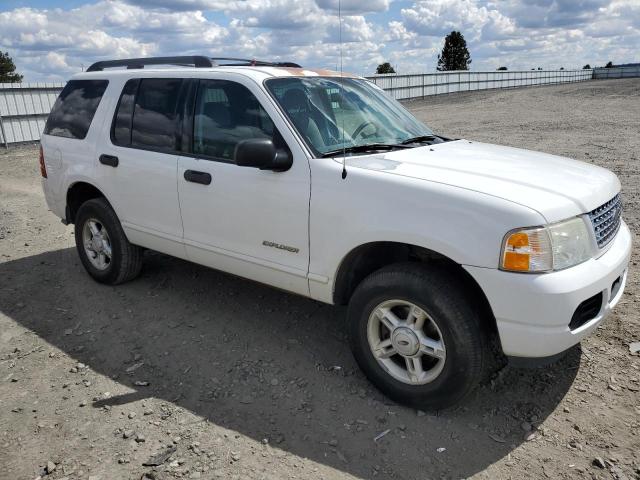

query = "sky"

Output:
[[0, 0, 639, 82]]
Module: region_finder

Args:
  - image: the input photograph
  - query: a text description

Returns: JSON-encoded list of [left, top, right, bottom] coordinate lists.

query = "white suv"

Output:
[[40, 56, 631, 408]]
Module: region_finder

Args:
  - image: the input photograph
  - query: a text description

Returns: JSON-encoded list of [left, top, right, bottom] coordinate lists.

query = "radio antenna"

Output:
[[338, 0, 347, 179]]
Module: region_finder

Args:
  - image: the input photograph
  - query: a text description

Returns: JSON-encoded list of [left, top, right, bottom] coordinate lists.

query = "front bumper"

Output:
[[465, 220, 632, 358]]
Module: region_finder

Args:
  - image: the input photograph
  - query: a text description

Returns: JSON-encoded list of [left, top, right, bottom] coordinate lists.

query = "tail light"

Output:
[[39, 145, 47, 178]]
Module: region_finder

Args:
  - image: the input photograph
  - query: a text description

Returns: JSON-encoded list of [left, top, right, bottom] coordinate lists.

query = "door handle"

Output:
[[184, 170, 212, 185], [99, 154, 119, 167]]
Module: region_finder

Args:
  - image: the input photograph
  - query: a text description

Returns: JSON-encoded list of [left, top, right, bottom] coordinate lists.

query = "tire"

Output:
[[347, 262, 486, 409], [74, 197, 143, 285]]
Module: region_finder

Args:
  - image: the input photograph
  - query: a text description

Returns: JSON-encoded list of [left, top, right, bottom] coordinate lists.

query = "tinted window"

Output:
[[194, 80, 276, 160], [111, 79, 139, 146], [44, 80, 108, 139], [131, 78, 182, 152]]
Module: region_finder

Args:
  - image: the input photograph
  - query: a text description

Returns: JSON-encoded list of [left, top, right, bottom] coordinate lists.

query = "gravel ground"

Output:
[[1, 78, 639, 480]]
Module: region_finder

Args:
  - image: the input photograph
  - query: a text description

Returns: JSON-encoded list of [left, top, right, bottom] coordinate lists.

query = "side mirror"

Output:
[[234, 139, 292, 172]]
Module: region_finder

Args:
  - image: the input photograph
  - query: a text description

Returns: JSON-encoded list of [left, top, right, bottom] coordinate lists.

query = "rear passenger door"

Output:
[[96, 77, 186, 259], [177, 77, 311, 296]]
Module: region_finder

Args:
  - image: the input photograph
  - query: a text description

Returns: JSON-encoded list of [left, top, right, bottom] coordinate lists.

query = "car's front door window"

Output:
[[193, 79, 279, 161]]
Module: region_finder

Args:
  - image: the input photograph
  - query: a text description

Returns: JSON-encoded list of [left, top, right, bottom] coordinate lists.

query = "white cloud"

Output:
[[395, 0, 639, 71], [386, 21, 416, 42], [315, 0, 389, 14], [123, 0, 229, 10], [0, 2, 230, 80], [401, 0, 516, 40], [0, 0, 638, 81]]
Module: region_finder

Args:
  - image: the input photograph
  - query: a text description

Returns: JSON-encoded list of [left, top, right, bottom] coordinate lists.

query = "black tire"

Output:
[[347, 262, 486, 409], [74, 198, 143, 285]]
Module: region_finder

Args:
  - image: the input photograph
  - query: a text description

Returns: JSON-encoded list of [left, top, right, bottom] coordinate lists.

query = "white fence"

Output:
[[365, 69, 593, 100], [1, 67, 639, 146], [0, 82, 64, 146], [593, 66, 640, 79]]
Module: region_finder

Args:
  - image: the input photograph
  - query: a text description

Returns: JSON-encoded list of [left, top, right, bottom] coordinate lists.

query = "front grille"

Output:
[[588, 194, 622, 248], [569, 292, 603, 331]]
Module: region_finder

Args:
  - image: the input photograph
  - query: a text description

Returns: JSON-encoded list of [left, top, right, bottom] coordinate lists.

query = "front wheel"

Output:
[[347, 263, 487, 409], [74, 198, 143, 285]]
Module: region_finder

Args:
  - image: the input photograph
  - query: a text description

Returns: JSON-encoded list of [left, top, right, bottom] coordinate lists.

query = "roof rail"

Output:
[[86, 56, 214, 72], [211, 57, 302, 68], [86, 56, 302, 72]]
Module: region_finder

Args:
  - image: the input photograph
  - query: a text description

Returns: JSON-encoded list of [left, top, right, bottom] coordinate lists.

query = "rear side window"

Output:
[[111, 79, 139, 146], [131, 78, 182, 152], [44, 79, 108, 139]]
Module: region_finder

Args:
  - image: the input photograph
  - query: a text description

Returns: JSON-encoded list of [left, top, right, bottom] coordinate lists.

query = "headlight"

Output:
[[501, 217, 594, 273]]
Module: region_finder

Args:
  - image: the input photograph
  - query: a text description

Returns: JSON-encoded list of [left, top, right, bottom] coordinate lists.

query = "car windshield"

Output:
[[265, 77, 435, 157]]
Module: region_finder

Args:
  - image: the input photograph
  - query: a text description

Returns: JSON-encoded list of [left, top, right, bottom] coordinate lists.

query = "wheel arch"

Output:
[[332, 241, 499, 337], [65, 181, 111, 224]]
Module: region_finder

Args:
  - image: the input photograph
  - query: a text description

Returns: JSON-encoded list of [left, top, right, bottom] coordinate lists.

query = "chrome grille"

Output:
[[588, 193, 622, 248]]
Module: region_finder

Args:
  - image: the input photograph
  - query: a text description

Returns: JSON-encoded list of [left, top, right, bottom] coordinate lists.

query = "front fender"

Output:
[[307, 159, 544, 303]]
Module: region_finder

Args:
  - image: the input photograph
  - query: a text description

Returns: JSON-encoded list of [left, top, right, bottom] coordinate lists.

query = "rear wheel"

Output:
[[347, 263, 487, 409], [74, 198, 142, 285]]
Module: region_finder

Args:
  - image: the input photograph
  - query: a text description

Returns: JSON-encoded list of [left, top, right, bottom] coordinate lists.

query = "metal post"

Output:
[[0, 114, 8, 149]]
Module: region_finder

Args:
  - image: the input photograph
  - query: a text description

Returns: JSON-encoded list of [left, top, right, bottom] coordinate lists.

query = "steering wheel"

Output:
[[351, 121, 378, 139]]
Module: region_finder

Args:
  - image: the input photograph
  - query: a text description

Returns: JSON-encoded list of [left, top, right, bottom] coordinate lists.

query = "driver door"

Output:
[[177, 77, 311, 296]]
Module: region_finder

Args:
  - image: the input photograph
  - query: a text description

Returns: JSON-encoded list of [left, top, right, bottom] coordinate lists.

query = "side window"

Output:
[[131, 78, 183, 152], [111, 79, 139, 146], [44, 79, 108, 139], [193, 80, 277, 161]]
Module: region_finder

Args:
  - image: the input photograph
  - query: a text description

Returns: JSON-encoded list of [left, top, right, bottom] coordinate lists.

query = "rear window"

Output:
[[44, 79, 109, 139]]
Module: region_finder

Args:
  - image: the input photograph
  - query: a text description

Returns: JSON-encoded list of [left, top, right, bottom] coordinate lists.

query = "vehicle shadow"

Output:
[[0, 248, 580, 479]]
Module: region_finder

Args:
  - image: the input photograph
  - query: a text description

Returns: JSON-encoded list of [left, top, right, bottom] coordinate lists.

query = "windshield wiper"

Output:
[[321, 143, 411, 158], [398, 135, 439, 145]]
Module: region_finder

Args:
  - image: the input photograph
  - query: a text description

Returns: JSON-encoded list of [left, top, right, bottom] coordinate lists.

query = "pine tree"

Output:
[[0, 52, 23, 83], [437, 31, 471, 71]]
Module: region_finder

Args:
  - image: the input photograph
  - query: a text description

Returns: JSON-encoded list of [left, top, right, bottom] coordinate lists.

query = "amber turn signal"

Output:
[[501, 227, 552, 272]]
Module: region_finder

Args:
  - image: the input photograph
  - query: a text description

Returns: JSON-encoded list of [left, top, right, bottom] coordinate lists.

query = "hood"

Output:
[[346, 140, 620, 223]]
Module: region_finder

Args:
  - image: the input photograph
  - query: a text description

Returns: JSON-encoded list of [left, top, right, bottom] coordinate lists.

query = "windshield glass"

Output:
[[265, 77, 434, 156]]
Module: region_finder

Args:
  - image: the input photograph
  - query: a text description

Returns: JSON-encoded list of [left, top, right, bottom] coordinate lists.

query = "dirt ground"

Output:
[[1, 78, 639, 480]]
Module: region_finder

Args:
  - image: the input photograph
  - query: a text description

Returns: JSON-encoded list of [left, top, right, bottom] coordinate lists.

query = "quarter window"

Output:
[[131, 78, 183, 152], [44, 79, 109, 140], [193, 80, 277, 161], [111, 79, 139, 146]]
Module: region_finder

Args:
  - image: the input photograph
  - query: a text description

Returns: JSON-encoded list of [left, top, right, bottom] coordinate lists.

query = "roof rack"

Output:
[[87, 56, 214, 72], [211, 57, 302, 68], [86, 56, 301, 72]]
